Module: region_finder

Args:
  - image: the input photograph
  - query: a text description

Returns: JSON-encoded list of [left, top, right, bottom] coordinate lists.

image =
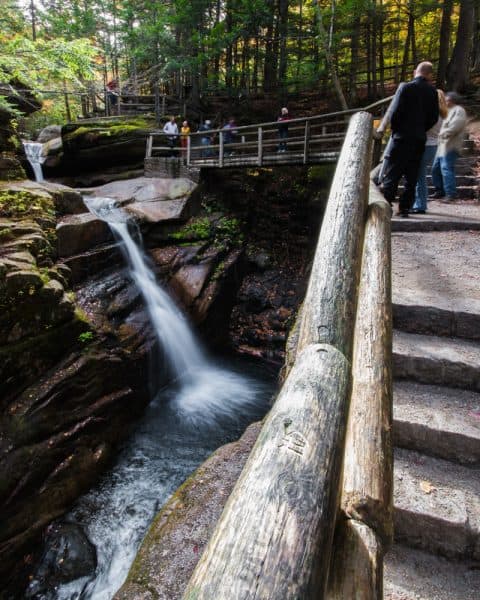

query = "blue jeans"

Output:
[[413, 144, 437, 211], [431, 150, 460, 198]]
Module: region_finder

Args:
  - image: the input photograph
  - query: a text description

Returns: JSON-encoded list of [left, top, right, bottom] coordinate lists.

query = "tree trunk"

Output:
[[437, 0, 454, 88], [263, 0, 276, 92], [371, 2, 378, 100], [378, 0, 386, 96], [30, 0, 37, 41], [278, 0, 289, 88], [349, 16, 361, 104], [472, 2, 480, 70], [400, 12, 413, 82], [447, 0, 475, 91], [312, 0, 348, 110]]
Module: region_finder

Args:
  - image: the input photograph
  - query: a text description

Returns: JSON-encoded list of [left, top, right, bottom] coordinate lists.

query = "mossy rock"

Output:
[[0, 188, 55, 221], [62, 118, 155, 147]]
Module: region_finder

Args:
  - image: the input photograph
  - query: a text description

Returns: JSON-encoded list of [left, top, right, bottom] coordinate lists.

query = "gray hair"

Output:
[[445, 91, 462, 104]]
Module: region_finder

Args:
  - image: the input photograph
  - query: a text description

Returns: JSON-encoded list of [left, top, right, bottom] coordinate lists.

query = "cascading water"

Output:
[[86, 196, 264, 426], [27, 197, 274, 599], [23, 141, 45, 182]]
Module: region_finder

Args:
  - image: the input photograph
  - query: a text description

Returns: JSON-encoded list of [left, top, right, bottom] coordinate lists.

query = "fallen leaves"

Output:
[[420, 480, 436, 494]]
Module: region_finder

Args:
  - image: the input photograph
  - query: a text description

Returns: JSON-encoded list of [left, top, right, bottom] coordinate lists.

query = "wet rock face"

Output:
[[230, 269, 304, 363], [25, 522, 96, 598], [199, 166, 331, 363], [0, 81, 41, 181], [0, 180, 153, 595]]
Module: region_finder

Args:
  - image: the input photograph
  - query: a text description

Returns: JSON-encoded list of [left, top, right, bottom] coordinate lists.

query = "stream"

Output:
[[26, 197, 276, 599]]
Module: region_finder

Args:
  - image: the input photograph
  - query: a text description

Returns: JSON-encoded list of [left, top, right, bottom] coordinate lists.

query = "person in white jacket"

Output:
[[163, 116, 179, 156], [430, 92, 467, 202]]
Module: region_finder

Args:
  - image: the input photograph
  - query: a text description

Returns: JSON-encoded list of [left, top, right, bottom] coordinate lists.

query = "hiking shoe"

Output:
[[429, 191, 445, 199]]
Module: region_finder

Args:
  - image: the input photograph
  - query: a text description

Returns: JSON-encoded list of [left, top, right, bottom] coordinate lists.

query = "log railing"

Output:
[[145, 96, 392, 168], [182, 112, 393, 599]]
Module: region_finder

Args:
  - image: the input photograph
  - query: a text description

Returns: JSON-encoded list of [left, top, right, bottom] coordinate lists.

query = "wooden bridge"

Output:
[[178, 112, 393, 598], [145, 97, 391, 171]]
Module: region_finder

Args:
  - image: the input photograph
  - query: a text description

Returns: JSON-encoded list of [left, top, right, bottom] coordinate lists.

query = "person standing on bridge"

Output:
[[198, 120, 213, 157], [223, 117, 238, 156], [163, 116, 179, 157], [378, 62, 439, 218], [277, 107, 290, 152], [180, 120, 191, 163]]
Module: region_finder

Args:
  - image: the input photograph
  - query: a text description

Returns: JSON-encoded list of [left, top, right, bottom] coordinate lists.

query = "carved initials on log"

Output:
[[279, 431, 307, 456]]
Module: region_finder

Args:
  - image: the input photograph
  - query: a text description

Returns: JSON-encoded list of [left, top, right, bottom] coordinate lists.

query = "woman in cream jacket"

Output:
[[430, 92, 467, 202]]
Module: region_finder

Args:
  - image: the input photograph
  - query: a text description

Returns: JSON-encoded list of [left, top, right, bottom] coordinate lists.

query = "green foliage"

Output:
[[0, 190, 55, 220], [78, 330, 94, 343], [171, 217, 212, 241], [214, 217, 243, 247]]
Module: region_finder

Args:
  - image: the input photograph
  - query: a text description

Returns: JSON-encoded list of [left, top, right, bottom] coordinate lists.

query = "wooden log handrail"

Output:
[[327, 184, 393, 599], [294, 111, 372, 360], [182, 112, 375, 600]]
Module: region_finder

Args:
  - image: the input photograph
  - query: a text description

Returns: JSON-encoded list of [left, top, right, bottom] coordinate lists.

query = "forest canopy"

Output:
[[1, 0, 479, 122]]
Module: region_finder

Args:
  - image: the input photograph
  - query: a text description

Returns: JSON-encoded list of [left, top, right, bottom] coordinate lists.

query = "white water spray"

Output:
[[23, 141, 45, 182]]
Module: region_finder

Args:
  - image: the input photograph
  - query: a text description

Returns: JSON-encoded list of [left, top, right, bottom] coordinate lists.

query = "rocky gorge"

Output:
[[0, 139, 331, 595]]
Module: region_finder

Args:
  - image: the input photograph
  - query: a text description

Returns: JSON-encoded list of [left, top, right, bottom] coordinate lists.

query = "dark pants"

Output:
[[382, 138, 425, 213], [167, 137, 177, 157], [278, 128, 288, 151]]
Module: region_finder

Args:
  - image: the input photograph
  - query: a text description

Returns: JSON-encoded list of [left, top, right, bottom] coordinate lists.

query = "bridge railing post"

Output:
[[186, 135, 191, 166], [257, 126, 263, 166], [303, 121, 310, 164], [219, 131, 224, 167], [145, 134, 153, 159]]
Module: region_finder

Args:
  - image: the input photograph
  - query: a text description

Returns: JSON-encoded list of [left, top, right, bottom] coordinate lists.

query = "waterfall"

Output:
[[23, 141, 45, 182], [85, 197, 260, 426]]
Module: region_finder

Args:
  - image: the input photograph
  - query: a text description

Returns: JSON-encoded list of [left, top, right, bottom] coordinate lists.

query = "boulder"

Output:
[[125, 197, 191, 224], [42, 136, 63, 169], [87, 176, 196, 206], [60, 118, 155, 174], [25, 522, 96, 597], [56, 213, 112, 257], [37, 125, 62, 143], [170, 261, 214, 307]]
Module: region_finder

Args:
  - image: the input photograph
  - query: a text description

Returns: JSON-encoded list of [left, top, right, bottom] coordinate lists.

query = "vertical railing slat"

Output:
[[257, 127, 263, 166]]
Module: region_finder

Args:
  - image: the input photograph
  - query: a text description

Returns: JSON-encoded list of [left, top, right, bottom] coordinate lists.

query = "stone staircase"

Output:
[[385, 202, 480, 598], [397, 135, 479, 201]]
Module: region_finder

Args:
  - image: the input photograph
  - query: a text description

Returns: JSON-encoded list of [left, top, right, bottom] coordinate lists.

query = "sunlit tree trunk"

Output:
[[313, 0, 348, 109]]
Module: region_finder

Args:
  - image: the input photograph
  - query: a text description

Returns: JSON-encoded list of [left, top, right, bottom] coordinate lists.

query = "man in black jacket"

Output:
[[380, 62, 439, 217]]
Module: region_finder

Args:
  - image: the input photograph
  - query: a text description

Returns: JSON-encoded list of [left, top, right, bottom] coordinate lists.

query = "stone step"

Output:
[[384, 543, 480, 600], [393, 330, 480, 391], [393, 303, 480, 341], [426, 175, 477, 186], [392, 215, 480, 232], [398, 185, 478, 199], [393, 381, 480, 465], [394, 448, 480, 559]]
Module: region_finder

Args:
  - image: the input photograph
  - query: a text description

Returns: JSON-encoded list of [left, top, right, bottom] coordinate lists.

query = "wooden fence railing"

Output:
[[181, 112, 393, 599], [145, 96, 391, 169]]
